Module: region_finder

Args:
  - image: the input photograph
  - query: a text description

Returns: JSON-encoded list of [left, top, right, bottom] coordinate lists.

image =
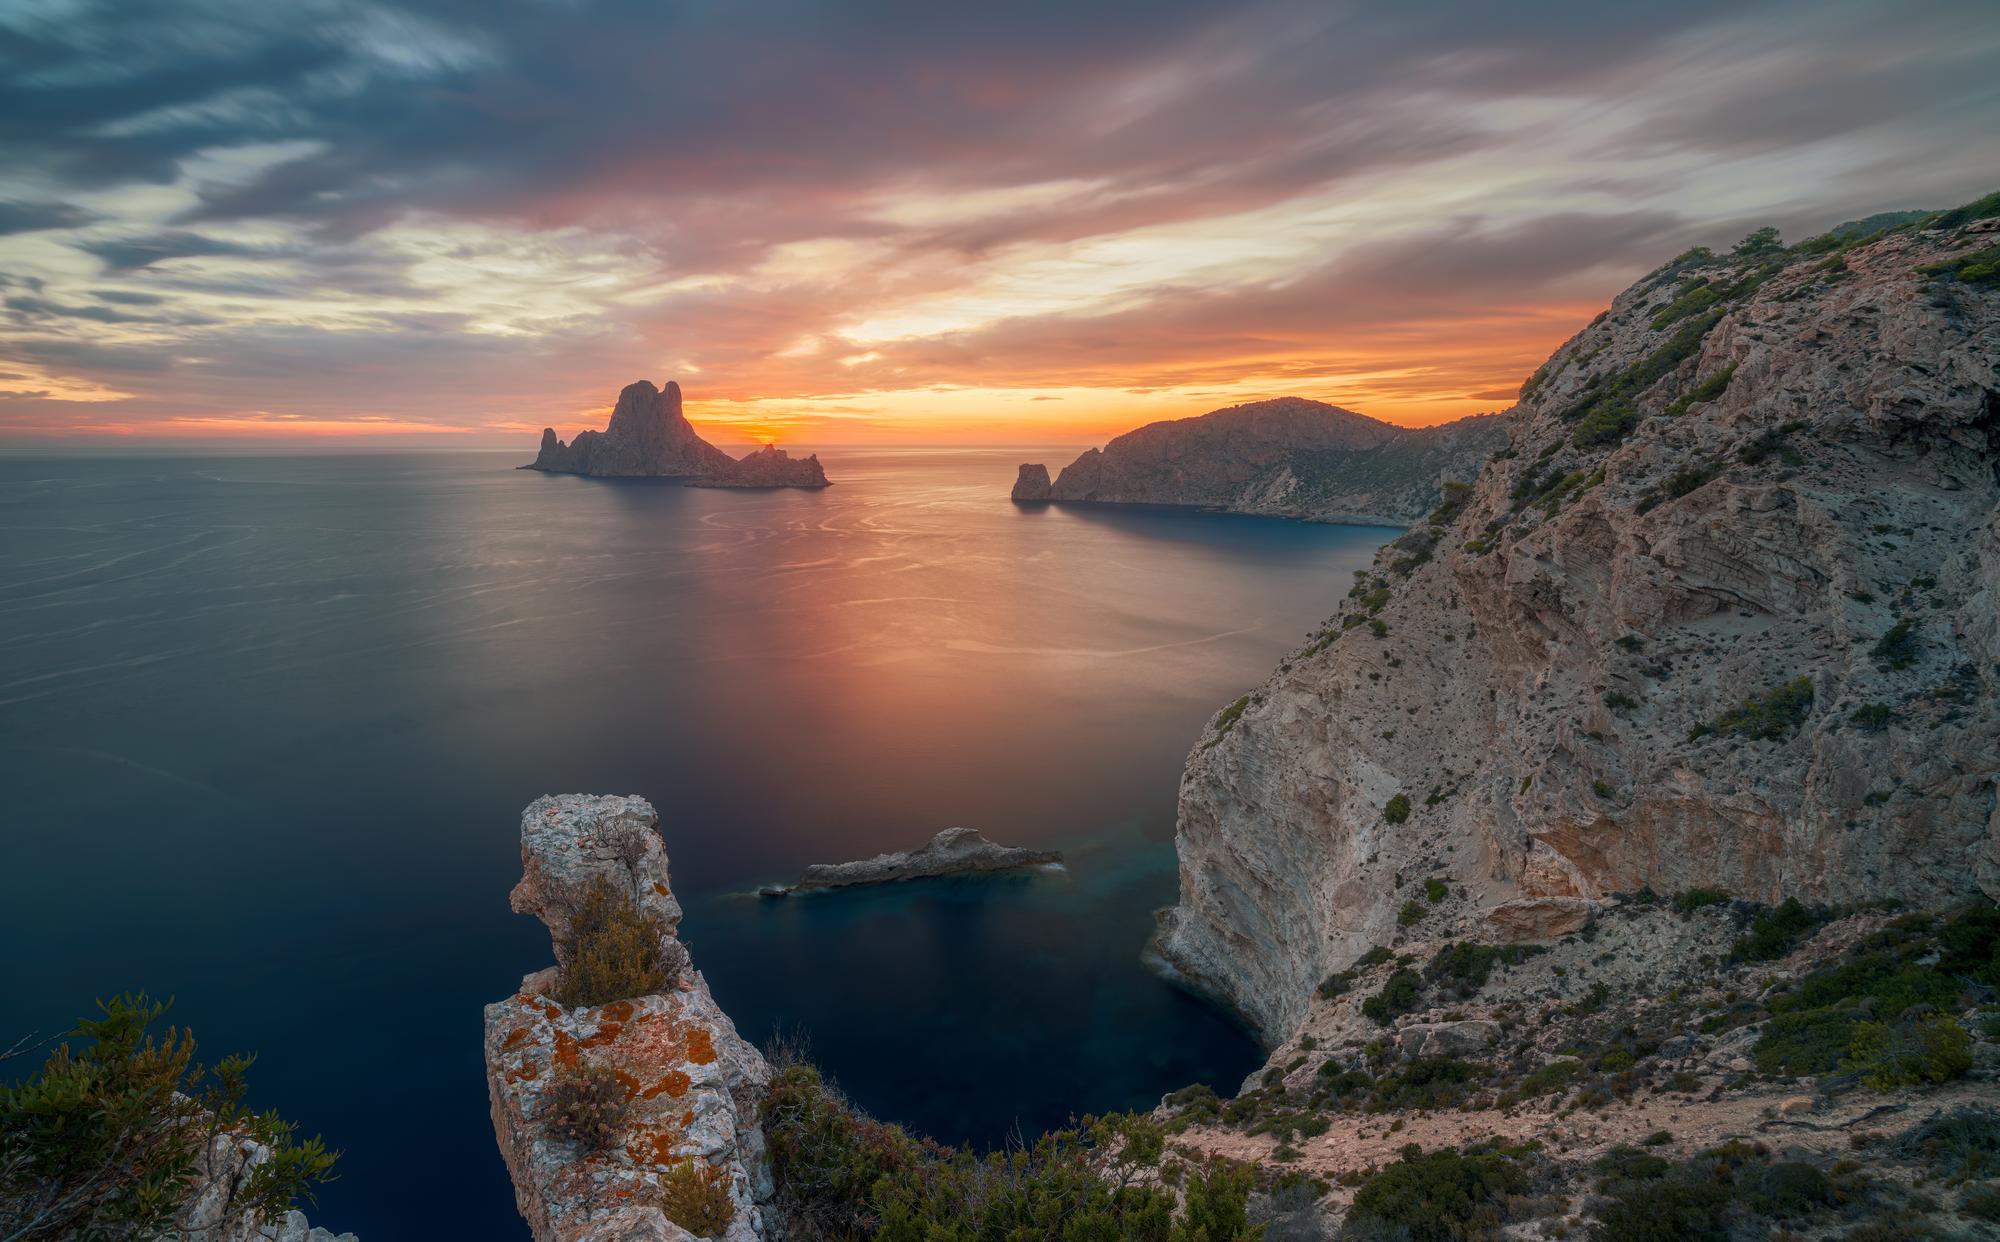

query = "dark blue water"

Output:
[[0, 450, 1391, 1238]]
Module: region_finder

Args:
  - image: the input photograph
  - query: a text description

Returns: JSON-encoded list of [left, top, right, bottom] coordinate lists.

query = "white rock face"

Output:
[[486, 795, 772, 1242], [1164, 220, 2000, 1043]]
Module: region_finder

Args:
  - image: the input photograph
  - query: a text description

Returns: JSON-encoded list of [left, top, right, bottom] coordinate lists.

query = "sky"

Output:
[[1, 1, 1996, 448]]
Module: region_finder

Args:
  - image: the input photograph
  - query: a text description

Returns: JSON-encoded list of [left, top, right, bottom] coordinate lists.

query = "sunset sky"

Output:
[[2, 1, 1997, 448]]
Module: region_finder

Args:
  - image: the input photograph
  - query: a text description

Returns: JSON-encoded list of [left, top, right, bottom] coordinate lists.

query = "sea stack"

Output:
[[527, 380, 830, 488], [484, 795, 773, 1241], [1011, 463, 1053, 501]]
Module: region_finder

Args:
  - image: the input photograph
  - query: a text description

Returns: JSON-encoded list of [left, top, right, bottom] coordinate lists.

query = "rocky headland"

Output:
[[760, 827, 1061, 896], [484, 795, 773, 1241], [1013, 397, 1505, 526], [1159, 207, 2000, 1045], [527, 381, 829, 488]]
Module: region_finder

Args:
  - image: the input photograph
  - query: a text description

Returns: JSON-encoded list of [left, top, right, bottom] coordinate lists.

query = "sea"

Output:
[[0, 448, 1394, 1237]]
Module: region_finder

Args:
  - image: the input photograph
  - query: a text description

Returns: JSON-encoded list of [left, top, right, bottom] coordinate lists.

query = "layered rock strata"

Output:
[[485, 794, 771, 1241], [1163, 215, 2000, 1043]]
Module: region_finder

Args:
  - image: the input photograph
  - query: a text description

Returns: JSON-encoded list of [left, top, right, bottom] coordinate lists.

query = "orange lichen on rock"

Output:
[[612, 1068, 642, 1098], [553, 1030, 580, 1069], [578, 1022, 623, 1050], [501, 1027, 531, 1051], [602, 1000, 636, 1023], [653, 882, 669, 896], [684, 1026, 717, 1065], [642, 1069, 692, 1100], [625, 1129, 682, 1170]]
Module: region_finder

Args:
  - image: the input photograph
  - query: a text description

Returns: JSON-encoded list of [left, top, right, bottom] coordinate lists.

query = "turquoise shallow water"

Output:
[[0, 448, 1392, 1237]]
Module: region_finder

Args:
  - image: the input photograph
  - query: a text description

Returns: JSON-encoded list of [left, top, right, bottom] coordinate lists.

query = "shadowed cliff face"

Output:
[[530, 380, 828, 487], [1163, 213, 2000, 1042], [1021, 397, 1504, 526]]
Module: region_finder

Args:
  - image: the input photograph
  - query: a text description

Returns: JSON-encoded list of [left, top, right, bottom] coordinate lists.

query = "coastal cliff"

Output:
[[1016, 398, 1504, 526], [1162, 209, 2000, 1043], [528, 381, 829, 488], [484, 795, 772, 1241]]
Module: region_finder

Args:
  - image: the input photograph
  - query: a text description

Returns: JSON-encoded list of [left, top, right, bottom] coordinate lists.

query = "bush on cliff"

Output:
[[0, 993, 338, 1241], [557, 877, 673, 1007], [1345, 1143, 1530, 1241], [542, 1062, 630, 1152], [658, 1159, 736, 1238], [763, 1061, 1264, 1241]]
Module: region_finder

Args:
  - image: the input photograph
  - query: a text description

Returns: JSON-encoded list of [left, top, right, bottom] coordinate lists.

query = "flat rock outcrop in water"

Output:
[[1012, 398, 1503, 526], [527, 379, 829, 488], [762, 827, 1062, 896], [484, 794, 772, 1241], [1162, 212, 2000, 1043]]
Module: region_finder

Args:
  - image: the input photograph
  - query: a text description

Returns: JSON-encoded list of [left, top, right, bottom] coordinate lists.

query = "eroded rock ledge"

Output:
[[761, 827, 1062, 896], [484, 794, 772, 1241]]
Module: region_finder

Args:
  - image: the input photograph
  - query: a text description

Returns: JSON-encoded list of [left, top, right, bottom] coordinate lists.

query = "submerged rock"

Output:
[[526, 380, 829, 489], [764, 827, 1062, 895], [485, 795, 772, 1241]]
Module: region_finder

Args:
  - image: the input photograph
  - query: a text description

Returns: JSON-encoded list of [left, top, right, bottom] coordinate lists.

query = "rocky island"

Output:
[[759, 827, 1062, 896], [1013, 397, 1504, 526], [527, 380, 829, 488]]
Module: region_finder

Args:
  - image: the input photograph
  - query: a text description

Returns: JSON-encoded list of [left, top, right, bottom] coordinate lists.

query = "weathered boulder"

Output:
[[1484, 898, 1599, 942], [487, 795, 771, 1242], [1011, 463, 1053, 501]]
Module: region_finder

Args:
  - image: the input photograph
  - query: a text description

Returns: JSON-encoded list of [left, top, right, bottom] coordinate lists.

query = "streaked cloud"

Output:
[[1, 0, 1996, 444]]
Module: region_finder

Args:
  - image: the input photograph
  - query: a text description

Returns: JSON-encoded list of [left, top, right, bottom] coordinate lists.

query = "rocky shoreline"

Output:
[[758, 827, 1061, 896]]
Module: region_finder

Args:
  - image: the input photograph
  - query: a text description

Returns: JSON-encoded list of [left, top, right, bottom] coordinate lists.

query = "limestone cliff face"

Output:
[[529, 381, 828, 488], [1019, 397, 1503, 526], [1162, 215, 2000, 1042], [485, 795, 772, 1242]]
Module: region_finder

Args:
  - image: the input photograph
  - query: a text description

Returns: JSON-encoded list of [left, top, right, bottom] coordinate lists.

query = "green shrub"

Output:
[[1564, 308, 1726, 448], [1424, 877, 1449, 904], [1514, 1060, 1578, 1100], [1870, 619, 1920, 670], [659, 1160, 736, 1237], [542, 1063, 630, 1151], [1425, 943, 1543, 997], [1703, 676, 1814, 741], [1383, 794, 1411, 824], [1932, 190, 2000, 230], [1731, 898, 1823, 962], [1846, 1014, 1974, 1090], [1397, 899, 1428, 928], [1210, 695, 1251, 742], [1318, 970, 1356, 1000], [0, 993, 338, 1241], [1592, 778, 1614, 798], [1734, 226, 1783, 257], [1604, 691, 1637, 710], [1673, 888, 1730, 914], [1898, 1106, 2000, 1181], [1368, 1059, 1482, 1113], [1369, 618, 1389, 639], [1651, 282, 1720, 331], [1355, 946, 1395, 969], [1347, 1144, 1529, 1242], [1743, 1161, 1831, 1219], [557, 877, 674, 1007], [1919, 244, 2000, 287], [1362, 969, 1423, 1026], [1850, 703, 1894, 732], [1754, 1005, 1863, 1076], [1959, 1184, 2000, 1223], [761, 1063, 1229, 1240], [1665, 363, 1737, 417]]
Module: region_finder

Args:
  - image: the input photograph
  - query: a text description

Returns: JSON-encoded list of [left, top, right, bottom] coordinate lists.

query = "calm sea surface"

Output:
[[0, 449, 1392, 1237]]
